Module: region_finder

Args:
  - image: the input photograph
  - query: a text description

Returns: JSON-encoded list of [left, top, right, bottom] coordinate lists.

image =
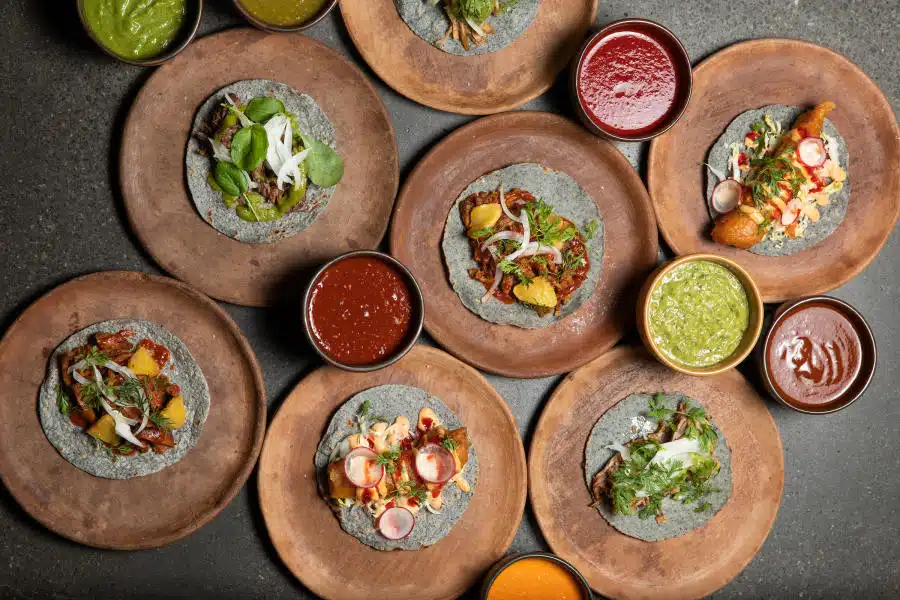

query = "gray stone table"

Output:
[[1, 0, 898, 598]]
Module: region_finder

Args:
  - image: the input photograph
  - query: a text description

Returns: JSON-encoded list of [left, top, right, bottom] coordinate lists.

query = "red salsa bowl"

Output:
[[303, 251, 424, 372], [570, 18, 693, 142], [759, 296, 877, 414]]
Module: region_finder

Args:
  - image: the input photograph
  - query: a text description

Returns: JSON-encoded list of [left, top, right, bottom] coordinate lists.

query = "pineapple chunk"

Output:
[[87, 414, 119, 445], [160, 395, 187, 429], [513, 276, 558, 308], [467, 204, 502, 236], [128, 346, 160, 377]]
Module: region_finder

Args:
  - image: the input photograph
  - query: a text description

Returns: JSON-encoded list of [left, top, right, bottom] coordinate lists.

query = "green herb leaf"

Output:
[[468, 226, 495, 239], [441, 437, 458, 452], [300, 134, 344, 188], [456, 0, 493, 22], [230, 124, 269, 172], [498, 259, 533, 285], [149, 412, 174, 432], [359, 400, 371, 419], [584, 220, 599, 241], [56, 386, 70, 416], [214, 161, 249, 196], [244, 96, 285, 123]]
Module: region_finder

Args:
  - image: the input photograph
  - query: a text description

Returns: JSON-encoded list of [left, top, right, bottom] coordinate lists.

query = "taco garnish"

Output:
[[460, 186, 597, 316], [325, 400, 471, 540], [55, 329, 188, 458], [433, 0, 517, 51], [710, 101, 847, 250]]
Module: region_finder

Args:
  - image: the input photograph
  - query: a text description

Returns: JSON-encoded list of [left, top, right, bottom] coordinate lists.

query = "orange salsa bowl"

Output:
[[481, 552, 592, 600]]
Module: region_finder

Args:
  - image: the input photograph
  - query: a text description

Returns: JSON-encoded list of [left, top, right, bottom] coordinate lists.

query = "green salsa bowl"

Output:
[[232, 0, 338, 33], [638, 253, 764, 376], [78, 0, 203, 66]]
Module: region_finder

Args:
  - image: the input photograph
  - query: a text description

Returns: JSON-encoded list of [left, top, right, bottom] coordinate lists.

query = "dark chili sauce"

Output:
[[307, 256, 415, 366]]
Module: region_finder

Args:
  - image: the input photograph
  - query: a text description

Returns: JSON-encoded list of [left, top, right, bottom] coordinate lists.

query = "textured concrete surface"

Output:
[[0, 0, 898, 598]]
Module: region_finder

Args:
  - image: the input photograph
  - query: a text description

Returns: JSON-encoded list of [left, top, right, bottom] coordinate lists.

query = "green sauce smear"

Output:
[[648, 260, 749, 368], [82, 0, 186, 60]]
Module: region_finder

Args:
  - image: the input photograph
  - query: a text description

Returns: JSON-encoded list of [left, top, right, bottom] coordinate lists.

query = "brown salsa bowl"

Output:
[[758, 296, 877, 414]]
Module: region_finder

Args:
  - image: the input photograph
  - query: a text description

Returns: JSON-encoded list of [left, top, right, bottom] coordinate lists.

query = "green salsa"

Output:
[[647, 260, 750, 368], [237, 0, 327, 27], [82, 0, 186, 60]]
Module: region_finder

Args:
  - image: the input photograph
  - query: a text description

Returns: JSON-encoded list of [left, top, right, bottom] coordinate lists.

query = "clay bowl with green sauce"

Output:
[[637, 253, 763, 376], [77, 0, 203, 66], [231, 0, 338, 33]]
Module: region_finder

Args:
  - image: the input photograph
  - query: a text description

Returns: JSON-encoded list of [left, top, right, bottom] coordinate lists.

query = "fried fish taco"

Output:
[[584, 392, 732, 542], [186, 79, 344, 244], [39, 319, 210, 479], [442, 163, 604, 329], [706, 103, 850, 256], [314, 385, 477, 551]]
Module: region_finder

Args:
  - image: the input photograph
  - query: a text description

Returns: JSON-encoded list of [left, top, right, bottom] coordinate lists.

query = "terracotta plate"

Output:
[[390, 112, 658, 378], [258, 345, 526, 600], [0, 271, 266, 549], [530, 346, 784, 599], [339, 0, 596, 114], [121, 28, 399, 307], [648, 38, 900, 302]]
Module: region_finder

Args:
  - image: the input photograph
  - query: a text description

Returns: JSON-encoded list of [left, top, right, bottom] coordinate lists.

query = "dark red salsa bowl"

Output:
[[759, 296, 877, 414], [303, 251, 424, 372], [570, 18, 693, 142]]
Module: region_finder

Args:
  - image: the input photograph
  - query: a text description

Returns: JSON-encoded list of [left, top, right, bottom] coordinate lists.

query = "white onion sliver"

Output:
[[606, 442, 631, 461], [224, 95, 253, 128], [134, 413, 149, 435], [264, 115, 289, 174], [519, 243, 563, 264], [499, 186, 520, 223], [276, 149, 309, 190], [208, 138, 232, 163], [480, 267, 503, 304], [103, 361, 136, 380], [72, 371, 90, 385], [114, 420, 145, 447], [480, 230, 523, 251]]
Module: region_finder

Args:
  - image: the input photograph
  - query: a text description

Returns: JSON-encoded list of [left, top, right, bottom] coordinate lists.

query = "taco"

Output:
[[186, 79, 344, 244], [395, 0, 538, 56], [314, 385, 478, 551], [38, 319, 210, 479], [706, 103, 850, 256], [584, 392, 732, 542], [441, 163, 604, 329]]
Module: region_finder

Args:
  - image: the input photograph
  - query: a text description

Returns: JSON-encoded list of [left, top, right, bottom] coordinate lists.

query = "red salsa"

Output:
[[577, 29, 679, 136], [766, 302, 863, 408], [307, 256, 415, 366]]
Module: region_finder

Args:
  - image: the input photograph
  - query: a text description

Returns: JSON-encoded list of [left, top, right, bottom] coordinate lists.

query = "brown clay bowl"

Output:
[[231, 0, 337, 32]]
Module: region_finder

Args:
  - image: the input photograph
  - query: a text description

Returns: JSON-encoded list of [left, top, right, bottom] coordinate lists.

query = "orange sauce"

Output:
[[487, 558, 585, 600]]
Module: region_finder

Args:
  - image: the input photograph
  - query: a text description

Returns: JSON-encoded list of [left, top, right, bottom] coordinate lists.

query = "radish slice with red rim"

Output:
[[415, 443, 456, 484], [797, 137, 827, 168], [377, 507, 415, 540], [343, 447, 384, 489], [710, 178, 743, 214], [781, 198, 803, 226]]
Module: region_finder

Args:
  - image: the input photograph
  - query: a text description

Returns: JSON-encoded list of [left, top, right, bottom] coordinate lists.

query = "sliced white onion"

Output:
[[224, 95, 253, 128], [480, 267, 503, 304], [518, 242, 563, 264], [114, 420, 145, 447], [72, 370, 90, 385], [499, 186, 521, 223], [264, 114, 289, 174], [103, 361, 136, 380], [650, 438, 704, 466], [208, 138, 232, 163], [480, 230, 523, 250], [606, 442, 631, 461], [276, 149, 309, 190]]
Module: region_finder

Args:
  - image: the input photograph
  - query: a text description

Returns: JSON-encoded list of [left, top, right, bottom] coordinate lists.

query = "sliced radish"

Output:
[[343, 447, 384, 489], [710, 178, 743, 214], [414, 444, 456, 484], [377, 507, 415, 540], [781, 199, 803, 226], [797, 137, 827, 168]]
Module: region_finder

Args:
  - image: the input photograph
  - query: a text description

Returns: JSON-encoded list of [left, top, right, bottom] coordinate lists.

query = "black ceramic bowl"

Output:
[[77, 0, 203, 66], [231, 0, 338, 32], [302, 250, 424, 372], [480, 552, 593, 600], [570, 18, 693, 142], [758, 296, 877, 414]]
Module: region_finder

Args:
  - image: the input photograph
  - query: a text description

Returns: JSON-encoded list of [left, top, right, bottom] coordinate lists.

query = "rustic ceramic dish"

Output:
[[647, 38, 900, 302], [637, 253, 764, 376], [0, 271, 266, 549], [529, 346, 784, 599], [480, 552, 593, 600], [258, 345, 527, 599], [232, 0, 337, 32], [302, 250, 424, 372], [339, 0, 596, 114], [77, 0, 203, 66], [570, 18, 693, 142], [759, 295, 876, 414]]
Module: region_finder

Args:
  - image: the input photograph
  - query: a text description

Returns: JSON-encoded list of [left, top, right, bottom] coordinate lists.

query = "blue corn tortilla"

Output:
[[314, 384, 478, 551], [583, 392, 732, 542], [394, 0, 539, 56], [705, 104, 851, 256], [185, 79, 338, 244], [38, 319, 211, 480], [441, 163, 604, 329]]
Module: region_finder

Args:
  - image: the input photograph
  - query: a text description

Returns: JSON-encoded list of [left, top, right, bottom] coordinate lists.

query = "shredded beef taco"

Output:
[[39, 319, 210, 479], [442, 163, 604, 329], [186, 79, 344, 244], [395, 0, 538, 56], [706, 103, 850, 256], [314, 385, 478, 551], [584, 392, 732, 542]]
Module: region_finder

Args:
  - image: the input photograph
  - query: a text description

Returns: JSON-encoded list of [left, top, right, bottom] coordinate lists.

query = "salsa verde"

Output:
[[82, 0, 186, 60], [648, 260, 749, 367]]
